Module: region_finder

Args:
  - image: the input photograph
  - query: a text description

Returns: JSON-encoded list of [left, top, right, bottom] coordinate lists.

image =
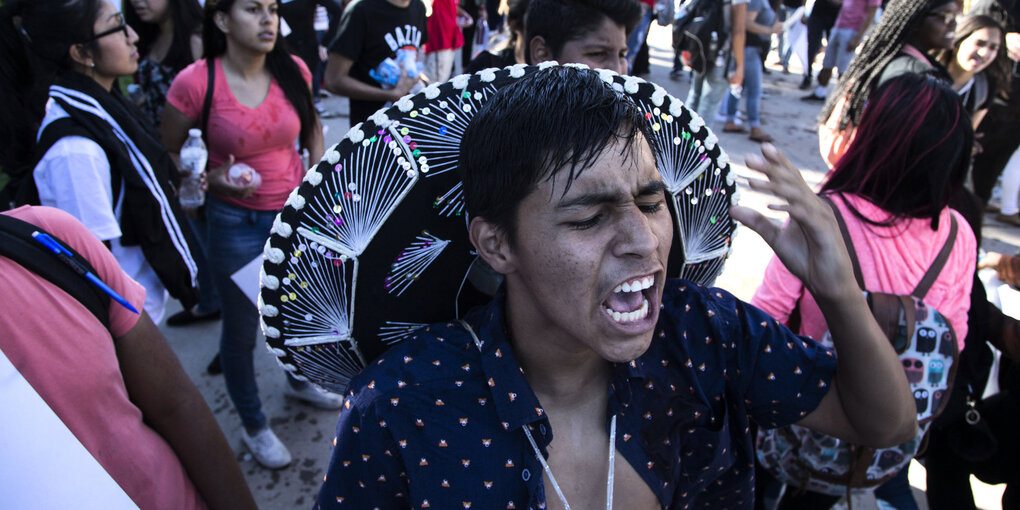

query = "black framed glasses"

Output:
[[89, 14, 128, 41]]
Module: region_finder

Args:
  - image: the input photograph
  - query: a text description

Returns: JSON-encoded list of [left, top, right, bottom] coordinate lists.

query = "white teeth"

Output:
[[612, 276, 654, 294], [606, 298, 650, 324]]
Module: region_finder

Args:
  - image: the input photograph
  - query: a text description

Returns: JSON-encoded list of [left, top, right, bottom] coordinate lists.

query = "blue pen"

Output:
[[31, 231, 140, 314]]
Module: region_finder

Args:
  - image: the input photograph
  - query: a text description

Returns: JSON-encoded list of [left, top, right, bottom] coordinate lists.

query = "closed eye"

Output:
[[567, 214, 602, 230]]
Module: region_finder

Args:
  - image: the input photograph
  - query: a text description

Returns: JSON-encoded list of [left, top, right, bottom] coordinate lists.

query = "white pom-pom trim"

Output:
[[346, 125, 365, 144], [304, 169, 323, 186], [268, 347, 286, 357], [368, 110, 391, 128], [689, 113, 705, 133], [597, 69, 617, 84], [395, 96, 414, 112], [271, 216, 293, 238], [259, 295, 279, 317], [564, 62, 590, 70], [451, 74, 470, 89], [285, 188, 305, 210], [264, 242, 285, 264], [704, 132, 718, 151], [651, 86, 667, 107], [260, 267, 280, 289], [509, 64, 527, 78], [423, 84, 441, 99], [479, 69, 497, 82], [325, 147, 340, 164], [537, 60, 558, 70], [263, 324, 280, 339], [669, 99, 684, 118], [623, 77, 640, 94]]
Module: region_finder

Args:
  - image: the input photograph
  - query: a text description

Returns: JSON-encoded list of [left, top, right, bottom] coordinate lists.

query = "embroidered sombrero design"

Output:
[[259, 63, 738, 391]]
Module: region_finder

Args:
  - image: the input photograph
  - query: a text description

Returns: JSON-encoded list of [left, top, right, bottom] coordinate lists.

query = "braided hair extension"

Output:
[[819, 0, 955, 131]]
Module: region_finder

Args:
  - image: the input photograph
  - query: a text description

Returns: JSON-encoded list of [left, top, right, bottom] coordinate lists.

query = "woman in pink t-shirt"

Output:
[[754, 73, 978, 509], [161, 0, 336, 470]]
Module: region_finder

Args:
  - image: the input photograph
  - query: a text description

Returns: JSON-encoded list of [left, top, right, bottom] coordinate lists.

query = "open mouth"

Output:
[[603, 275, 654, 324]]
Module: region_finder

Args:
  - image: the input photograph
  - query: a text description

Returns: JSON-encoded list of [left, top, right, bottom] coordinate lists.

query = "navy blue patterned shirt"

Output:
[[315, 280, 837, 509]]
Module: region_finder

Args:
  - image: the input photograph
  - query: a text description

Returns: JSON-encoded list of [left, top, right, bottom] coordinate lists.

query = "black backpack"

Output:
[[0, 214, 110, 328], [672, 0, 728, 74]]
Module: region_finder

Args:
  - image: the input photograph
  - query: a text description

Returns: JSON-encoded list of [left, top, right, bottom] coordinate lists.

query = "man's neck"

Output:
[[506, 299, 612, 410]]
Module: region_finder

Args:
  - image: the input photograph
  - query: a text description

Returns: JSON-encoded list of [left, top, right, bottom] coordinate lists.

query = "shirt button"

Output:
[[521, 469, 531, 481]]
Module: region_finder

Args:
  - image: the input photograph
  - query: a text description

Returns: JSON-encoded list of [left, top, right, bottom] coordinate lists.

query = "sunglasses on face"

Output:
[[89, 14, 129, 41]]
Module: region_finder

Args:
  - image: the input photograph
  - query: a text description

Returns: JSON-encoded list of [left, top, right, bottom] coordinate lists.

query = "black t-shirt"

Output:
[[330, 0, 428, 125]]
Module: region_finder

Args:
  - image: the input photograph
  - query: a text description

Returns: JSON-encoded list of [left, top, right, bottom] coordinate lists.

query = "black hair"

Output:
[[125, 0, 204, 73], [524, 0, 641, 62], [934, 13, 1011, 100], [0, 0, 104, 182], [820, 0, 956, 131], [460, 66, 653, 245], [203, 0, 316, 148], [822, 73, 972, 230]]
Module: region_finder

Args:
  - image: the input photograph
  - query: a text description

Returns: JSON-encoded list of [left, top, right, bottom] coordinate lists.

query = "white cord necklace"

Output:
[[458, 320, 617, 510], [523, 414, 617, 510]]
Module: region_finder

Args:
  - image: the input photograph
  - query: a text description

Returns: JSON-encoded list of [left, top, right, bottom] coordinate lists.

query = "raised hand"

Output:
[[728, 143, 857, 303]]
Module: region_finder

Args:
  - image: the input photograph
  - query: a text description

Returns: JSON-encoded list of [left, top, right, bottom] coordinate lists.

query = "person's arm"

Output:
[[730, 144, 917, 447], [304, 82, 325, 165], [730, 2, 747, 86], [323, 53, 417, 103], [980, 251, 1020, 287], [115, 312, 256, 509], [847, 5, 878, 50], [745, 10, 783, 35]]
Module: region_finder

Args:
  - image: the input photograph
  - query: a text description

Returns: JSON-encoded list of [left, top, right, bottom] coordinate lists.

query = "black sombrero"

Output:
[[259, 63, 738, 392]]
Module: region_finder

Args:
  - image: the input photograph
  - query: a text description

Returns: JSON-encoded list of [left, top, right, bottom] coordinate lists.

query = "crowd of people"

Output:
[[0, 0, 1019, 508]]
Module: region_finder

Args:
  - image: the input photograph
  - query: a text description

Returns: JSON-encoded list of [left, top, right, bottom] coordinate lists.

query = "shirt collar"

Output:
[[465, 289, 551, 436]]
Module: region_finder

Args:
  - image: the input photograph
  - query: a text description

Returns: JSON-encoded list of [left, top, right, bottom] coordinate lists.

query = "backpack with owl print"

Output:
[[756, 196, 961, 496]]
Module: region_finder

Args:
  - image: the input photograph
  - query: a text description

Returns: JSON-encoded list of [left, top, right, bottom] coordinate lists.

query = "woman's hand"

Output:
[[206, 155, 258, 199]]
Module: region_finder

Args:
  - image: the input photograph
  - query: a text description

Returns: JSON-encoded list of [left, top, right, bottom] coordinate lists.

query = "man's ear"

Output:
[[469, 216, 515, 275], [529, 35, 553, 64], [68, 44, 93, 69]]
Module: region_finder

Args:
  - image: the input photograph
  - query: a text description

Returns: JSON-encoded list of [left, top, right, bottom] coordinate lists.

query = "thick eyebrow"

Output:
[[556, 180, 667, 209]]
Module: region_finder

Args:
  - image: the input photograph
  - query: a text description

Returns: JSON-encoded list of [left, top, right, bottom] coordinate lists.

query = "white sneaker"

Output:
[[242, 427, 292, 469], [285, 383, 344, 409]]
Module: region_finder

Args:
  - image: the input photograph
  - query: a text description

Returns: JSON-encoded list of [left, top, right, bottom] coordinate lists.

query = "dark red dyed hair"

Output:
[[821, 73, 972, 230]]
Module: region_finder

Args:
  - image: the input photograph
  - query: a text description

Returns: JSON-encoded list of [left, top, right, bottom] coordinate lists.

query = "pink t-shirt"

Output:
[[167, 56, 311, 211], [751, 194, 976, 350], [0, 206, 206, 509], [834, 0, 882, 30]]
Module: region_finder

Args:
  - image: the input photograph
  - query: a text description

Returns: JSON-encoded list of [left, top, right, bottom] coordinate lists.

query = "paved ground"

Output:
[[159, 24, 1013, 509]]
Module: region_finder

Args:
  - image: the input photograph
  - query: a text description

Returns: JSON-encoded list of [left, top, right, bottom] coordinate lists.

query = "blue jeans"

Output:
[[186, 214, 221, 315], [626, 4, 653, 72], [724, 46, 764, 128], [686, 63, 729, 124], [205, 197, 307, 431], [874, 464, 920, 510]]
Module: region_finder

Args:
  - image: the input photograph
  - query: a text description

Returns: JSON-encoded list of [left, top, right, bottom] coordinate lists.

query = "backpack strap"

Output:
[[820, 195, 865, 289], [35, 116, 123, 207], [0, 214, 110, 328], [201, 57, 215, 150], [912, 214, 958, 300]]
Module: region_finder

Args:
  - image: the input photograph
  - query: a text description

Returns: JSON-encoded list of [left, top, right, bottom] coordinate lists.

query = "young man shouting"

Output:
[[314, 66, 916, 509]]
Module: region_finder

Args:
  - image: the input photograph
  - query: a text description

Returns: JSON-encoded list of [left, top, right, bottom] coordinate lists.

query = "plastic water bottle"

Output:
[[179, 128, 207, 208]]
